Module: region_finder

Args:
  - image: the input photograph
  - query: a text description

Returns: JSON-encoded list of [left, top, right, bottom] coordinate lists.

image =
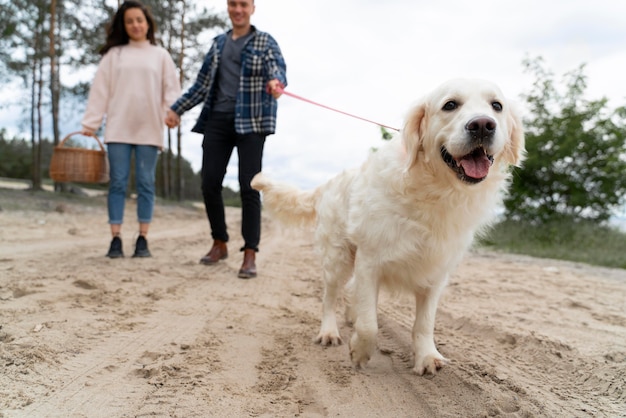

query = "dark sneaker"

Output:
[[106, 236, 124, 258], [132, 235, 151, 258]]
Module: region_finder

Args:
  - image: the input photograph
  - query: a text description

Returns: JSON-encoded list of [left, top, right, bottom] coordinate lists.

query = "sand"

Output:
[[0, 186, 624, 417]]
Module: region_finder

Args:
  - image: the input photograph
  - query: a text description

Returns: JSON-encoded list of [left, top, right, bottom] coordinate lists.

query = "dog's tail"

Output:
[[251, 173, 318, 228]]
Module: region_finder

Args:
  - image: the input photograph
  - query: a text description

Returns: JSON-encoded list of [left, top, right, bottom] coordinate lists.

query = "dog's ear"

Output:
[[501, 102, 526, 167], [403, 102, 427, 171]]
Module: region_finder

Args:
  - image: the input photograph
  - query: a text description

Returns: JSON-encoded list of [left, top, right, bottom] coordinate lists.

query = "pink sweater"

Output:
[[81, 40, 181, 148]]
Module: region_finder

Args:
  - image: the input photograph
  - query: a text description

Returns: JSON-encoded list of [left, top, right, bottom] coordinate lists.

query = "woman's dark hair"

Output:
[[99, 1, 157, 55]]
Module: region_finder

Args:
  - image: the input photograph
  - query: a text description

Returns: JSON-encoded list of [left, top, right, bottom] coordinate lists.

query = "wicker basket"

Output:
[[49, 131, 109, 183]]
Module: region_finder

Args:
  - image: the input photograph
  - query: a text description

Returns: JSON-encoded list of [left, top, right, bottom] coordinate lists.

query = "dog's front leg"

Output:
[[412, 281, 447, 375], [348, 263, 380, 369]]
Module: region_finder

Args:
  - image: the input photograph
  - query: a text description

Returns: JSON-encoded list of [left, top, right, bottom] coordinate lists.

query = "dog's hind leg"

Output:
[[314, 244, 355, 346], [348, 260, 380, 369], [343, 275, 357, 325]]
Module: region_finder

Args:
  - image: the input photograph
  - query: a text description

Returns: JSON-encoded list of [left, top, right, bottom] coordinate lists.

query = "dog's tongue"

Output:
[[458, 153, 491, 179]]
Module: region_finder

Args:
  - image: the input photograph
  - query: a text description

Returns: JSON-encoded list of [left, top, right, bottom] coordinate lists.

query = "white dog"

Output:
[[252, 79, 525, 375]]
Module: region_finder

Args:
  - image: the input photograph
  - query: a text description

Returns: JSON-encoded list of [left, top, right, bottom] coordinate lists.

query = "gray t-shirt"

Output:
[[212, 32, 253, 113]]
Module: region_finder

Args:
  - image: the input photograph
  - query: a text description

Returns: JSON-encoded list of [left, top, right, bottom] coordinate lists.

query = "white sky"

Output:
[[216, 0, 626, 190], [2, 0, 626, 193]]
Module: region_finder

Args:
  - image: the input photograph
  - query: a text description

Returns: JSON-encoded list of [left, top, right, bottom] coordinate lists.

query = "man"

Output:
[[166, 0, 287, 278]]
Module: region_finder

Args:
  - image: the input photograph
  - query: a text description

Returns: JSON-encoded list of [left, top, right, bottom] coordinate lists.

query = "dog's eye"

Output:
[[443, 101, 458, 111], [492, 101, 503, 112]]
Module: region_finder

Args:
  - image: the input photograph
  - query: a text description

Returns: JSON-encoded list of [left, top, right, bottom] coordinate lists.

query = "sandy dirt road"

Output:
[[0, 188, 624, 417]]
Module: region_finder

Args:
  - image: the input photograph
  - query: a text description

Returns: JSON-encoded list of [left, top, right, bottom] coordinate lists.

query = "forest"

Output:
[[0, 0, 227, 200]]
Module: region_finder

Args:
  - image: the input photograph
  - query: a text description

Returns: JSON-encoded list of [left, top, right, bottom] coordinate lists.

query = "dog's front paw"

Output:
[[315, 330, 342, 346], [413, 352, 447, 375]]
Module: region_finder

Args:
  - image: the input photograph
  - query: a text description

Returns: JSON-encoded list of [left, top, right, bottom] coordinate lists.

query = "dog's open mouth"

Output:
[[440, 146, 494, 184]]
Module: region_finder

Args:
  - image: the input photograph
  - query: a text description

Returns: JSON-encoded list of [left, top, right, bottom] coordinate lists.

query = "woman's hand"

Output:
[[165, 109, 180, 128]]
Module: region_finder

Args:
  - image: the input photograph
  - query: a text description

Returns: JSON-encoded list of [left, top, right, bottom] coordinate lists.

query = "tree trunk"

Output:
[[35, 51, 44, 191], [176, 0, 187, 201], [30, 53, 37, 191], [163, 131, 171, 198], [31, 4, 45, 192], [50, 0, 66, 192], [49, 0, 59, 145]]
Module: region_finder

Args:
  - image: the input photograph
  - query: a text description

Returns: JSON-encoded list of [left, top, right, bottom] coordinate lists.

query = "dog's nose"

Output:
[[466, 117, 496, 143]]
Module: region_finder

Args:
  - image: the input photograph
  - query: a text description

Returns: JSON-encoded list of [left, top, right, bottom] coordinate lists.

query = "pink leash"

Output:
[[276, 87, 400, 132]]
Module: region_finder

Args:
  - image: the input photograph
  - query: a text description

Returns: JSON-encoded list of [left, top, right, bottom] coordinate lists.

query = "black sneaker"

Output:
[[106, 236, 124, 258], [132, 235, 151, 258]]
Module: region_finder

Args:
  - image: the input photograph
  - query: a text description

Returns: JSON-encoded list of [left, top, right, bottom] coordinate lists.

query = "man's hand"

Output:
[[266, 79, 284, 99]]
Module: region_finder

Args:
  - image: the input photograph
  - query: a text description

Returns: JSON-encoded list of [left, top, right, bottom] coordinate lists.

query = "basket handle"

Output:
[[58, 131, 106, 152]]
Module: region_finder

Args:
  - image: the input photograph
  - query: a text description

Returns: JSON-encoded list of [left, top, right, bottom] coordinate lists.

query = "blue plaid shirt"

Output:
[[171, 27, 287, 135]]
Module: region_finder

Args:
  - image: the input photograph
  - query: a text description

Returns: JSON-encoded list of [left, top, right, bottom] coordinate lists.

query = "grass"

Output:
[[478, 219, 626, 270], [0, 185, 105, 211], [0, 184, 200, 213]]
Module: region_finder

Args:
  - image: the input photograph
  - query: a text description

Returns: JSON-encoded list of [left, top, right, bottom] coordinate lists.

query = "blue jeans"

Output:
[[107, 143, 158, 225]]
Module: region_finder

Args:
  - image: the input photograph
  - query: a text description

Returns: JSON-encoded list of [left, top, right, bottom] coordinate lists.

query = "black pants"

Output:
[[201, 112, 266, 252]]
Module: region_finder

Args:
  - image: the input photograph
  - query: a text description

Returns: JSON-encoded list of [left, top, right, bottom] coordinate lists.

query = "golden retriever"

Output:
[[252, 79, 525, 375]]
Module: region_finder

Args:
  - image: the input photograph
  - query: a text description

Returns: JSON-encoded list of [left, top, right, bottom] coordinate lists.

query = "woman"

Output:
[[82, 1, 181, 258]]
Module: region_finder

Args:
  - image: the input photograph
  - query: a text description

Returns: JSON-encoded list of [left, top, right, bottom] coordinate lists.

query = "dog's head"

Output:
[[402, 79, 525, 184]]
